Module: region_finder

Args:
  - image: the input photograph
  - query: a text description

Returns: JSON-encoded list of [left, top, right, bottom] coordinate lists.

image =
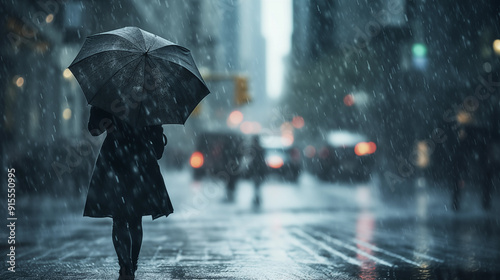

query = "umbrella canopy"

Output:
[[68, 26, 210, 127]]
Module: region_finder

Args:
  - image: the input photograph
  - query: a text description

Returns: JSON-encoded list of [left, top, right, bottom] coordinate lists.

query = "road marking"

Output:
[[353, 238, 422, 267], [17, 246, 44, 259], [31, 239, 83, 261], [413, 252, 444, 263], [306, 229, 394, 267], [285, 233, 331, 264], [290, 229, 362, 266], [58, 249, 78, 261]]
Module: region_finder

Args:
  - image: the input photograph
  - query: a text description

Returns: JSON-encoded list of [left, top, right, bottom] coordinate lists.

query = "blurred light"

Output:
[[355, 142, 370, 156], [412, 43, 427, 57], [240, 121, 261, 134], [281, 121, 293, 131], [354, 142, 376, 156], [15, 76, 24, 87], [190, 152, 204, 168], [45, 14, 54, 23], [266, 155, 284, 169], [62, 108, 72, 120], [412, 56, 428, 70], [412, 43, 428, 70], [355, 187, 372, 208], [292, 116, 304, 129], [368, 142, 377, 154], [493, 39, 500, 55], [281, 131, 294, 146], [343, 94, 355, 106], [456, 111, 472, 124], [240, 121, 253, 134], [63, 68, 73, 79], [240, 122, 262, 134], [304, 145, 316, 158], [227, 110, 243, 127], [416, 141, 430, 168]]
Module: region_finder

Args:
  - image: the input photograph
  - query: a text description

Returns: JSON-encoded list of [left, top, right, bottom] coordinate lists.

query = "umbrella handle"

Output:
[[163, 134, 168, 146]]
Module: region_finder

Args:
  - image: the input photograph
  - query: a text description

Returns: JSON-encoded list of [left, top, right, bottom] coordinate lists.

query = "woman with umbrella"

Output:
[[85, 105, 171, 278], [69, 27, 209, 279]]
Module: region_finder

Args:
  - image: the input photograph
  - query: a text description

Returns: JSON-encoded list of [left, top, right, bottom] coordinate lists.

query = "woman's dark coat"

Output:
[[83, 106, 173, 220]]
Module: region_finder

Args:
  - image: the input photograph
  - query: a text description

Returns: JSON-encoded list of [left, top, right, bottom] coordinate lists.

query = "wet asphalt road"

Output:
[[1, 170, 499, 279]]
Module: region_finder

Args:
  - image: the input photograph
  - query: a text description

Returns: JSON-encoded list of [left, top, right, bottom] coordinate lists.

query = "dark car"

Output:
[[316, 130, 377, 182], [189, 131, 245, 180], [259, 135, 301, 182]]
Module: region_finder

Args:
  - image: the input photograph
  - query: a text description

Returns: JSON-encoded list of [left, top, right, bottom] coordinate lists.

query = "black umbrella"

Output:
[[68, 26, 210, 127]]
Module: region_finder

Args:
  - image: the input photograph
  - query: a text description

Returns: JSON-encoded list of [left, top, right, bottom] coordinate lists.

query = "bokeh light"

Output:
[[292, 116, 304, 129], [343, 94, 355, 106], [62, 108, 72, 120], [15, 76, 25, 87], [63, 69, 73, 79], [227, 110, 243, 127], [493, 39, 500, 55], [45, 14, 54, 23]]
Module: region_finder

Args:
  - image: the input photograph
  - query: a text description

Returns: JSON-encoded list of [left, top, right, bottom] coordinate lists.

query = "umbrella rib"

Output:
[[70, 50, 140, 68], [147, 58, 199, 124], [91, 32, 144, 52], [135, 56, 147, 127], [146, 53, 206, 86], [87, 55, 144, 104]]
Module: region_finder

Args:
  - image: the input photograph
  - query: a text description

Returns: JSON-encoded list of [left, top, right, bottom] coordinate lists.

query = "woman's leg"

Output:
[[112, 217, 133, 275], [128, 216, 143, 272]]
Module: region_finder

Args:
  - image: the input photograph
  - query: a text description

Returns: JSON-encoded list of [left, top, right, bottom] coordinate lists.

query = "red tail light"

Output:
[[266, 155, 284, 169], [355, 142, 377, 156], [190, 151, 204, 168]]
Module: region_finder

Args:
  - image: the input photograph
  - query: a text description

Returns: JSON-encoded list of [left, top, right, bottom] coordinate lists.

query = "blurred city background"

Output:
[[1, 0, 500, 279]]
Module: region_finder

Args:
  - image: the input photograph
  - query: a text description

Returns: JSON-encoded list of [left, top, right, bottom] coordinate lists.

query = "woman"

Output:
[[84, 106, 173, 279]]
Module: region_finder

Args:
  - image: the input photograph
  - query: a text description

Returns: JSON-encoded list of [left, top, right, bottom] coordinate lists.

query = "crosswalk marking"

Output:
[[308, 230, 394, 267], [285, 233, 331, 265], [290, 228, 363, 266], [352, 238, 422, 267]]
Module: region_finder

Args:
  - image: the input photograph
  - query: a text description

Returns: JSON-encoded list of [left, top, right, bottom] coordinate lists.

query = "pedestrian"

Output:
[[449, 106, 499, 212], [248, 135, 267, 206], [83, 106, 173, 279]]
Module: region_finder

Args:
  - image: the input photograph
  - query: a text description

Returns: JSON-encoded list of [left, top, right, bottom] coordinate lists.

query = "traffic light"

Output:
[[412, 43, 427, 57], [234, 76, 251, 106], [412, 43, 428, 70]]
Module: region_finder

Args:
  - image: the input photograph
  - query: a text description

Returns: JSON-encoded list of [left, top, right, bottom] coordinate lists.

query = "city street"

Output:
[[1, 169, 499, 279]]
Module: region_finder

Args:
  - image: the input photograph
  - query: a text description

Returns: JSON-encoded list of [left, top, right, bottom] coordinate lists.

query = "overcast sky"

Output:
[[262, 0, 292, 99]]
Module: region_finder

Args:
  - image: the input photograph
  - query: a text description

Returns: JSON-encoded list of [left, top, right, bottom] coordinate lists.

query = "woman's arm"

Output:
[[88, 106, 115, 136]]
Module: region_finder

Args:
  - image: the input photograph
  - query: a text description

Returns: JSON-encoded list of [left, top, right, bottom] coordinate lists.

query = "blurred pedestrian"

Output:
[[248, 135, 267, 206], [449, 103, 499, 211], [84, 106, 172, 279]]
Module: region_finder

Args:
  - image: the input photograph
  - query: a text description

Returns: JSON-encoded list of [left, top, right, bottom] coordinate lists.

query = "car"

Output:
[[189, 131, 245, 180], [316, 130, 377, 182], [258, 135, 302, 182]]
